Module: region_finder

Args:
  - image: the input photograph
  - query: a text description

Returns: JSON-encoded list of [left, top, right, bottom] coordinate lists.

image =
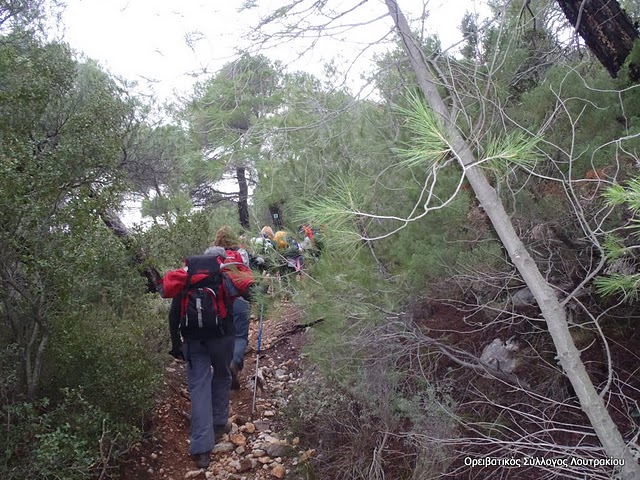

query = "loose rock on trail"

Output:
[[118, 304, 315, 480]]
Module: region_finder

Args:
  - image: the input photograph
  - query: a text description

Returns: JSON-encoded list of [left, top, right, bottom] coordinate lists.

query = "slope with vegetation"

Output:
[[3, 0, 640, 479]]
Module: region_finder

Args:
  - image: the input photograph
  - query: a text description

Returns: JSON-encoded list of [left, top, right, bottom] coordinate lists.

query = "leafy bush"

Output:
[[0, 215, 166, 479], [0, 388, 140, 480], [47, 298, 164, 424], [140, 206, 243, 271]]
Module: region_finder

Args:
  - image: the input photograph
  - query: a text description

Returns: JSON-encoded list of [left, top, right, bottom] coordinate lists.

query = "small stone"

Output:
[[253, 420, 271, 432], [230, 433, 246, 446], [271, 464, 286, 478], [235, 445, 246, 455], [243, 423, 256, 434], [300, 449, 316, 462], [264, 441, 293, 458], [258, 456, 271, 464], [147, 468, 154, 474], [185, 469, 204, 479], [292, 437, 300, 446], [263, 410, 275, 417], [238, 458, 253, 472], [274, 369, 288, 381], [212, 441, 235, 454], [252, 449, 266, 457], [150, 453, 158, 460]]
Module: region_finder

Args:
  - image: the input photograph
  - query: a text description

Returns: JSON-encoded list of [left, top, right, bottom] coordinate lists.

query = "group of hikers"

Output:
[[248, 224, 324, 279], [160, 223, 323, 469]]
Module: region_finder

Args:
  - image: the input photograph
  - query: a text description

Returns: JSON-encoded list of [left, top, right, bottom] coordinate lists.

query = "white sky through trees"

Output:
[[60, 0, 487, 226], [62, 0, 487, 101]]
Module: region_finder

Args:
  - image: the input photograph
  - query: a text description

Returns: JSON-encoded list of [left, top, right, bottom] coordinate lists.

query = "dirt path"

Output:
[[118, 303, 314, 480]]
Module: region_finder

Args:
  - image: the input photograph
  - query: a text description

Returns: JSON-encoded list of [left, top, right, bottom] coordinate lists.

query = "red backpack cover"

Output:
[[220, 248, 255, 299], [161, 268, 188, 298]]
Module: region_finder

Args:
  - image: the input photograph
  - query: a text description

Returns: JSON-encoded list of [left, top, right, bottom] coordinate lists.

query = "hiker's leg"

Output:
[[232, 297, 251, 370], [209, 335, 233, 427], [184, 340, 214, 455]]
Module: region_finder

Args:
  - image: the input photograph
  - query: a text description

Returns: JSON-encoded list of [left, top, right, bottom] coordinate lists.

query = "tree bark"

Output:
[[556, 0, 640, 81], [25, 320, 49, 400], [384, 1, 640, 477], [236, 166, 251, 231]]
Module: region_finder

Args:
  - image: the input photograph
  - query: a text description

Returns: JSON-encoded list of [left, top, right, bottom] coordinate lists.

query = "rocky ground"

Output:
[[118, 303, 316, 480]]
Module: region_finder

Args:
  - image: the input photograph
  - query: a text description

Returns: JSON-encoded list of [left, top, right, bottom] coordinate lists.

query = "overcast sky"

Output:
[[59, 0, 487, 225], [61, 0, 486, 101]]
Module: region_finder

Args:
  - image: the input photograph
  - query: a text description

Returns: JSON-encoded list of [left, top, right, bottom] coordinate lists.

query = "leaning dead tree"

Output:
[[384, 0, 640, 478], [556, 0, 640, 81], [99, 208, 162, 293]]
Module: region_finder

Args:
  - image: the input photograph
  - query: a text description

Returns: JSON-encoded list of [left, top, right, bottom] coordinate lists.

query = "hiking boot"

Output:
[[230, 362, 241, 390], [192, 452, 210, 469], [214, 421, 232, 443]]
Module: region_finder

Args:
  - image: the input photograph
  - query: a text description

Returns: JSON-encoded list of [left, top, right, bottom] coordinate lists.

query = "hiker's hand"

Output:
[[169, 347, 184, 361]]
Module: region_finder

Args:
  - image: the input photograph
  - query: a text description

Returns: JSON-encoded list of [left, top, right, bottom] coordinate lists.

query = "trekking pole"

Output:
[[251, 302, 265, 419]]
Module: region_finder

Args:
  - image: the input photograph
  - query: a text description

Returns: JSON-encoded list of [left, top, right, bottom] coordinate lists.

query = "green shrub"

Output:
[[140, 207, 243, 271], [47, 296, 164, 425], [0, 388, 139, 480]]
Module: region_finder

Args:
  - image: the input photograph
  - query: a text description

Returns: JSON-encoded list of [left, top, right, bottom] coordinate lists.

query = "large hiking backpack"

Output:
[[163, 255, 235, 338], [251, 235, 275, 255], [219, 248, 256, 300]]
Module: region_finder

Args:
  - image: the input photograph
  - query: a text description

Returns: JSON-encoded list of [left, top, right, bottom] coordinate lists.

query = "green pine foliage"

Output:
[[595, 179, 640, 300]]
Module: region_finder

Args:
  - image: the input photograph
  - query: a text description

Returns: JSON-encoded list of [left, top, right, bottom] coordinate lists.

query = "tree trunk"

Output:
[[384, 1, 640, 477], [25, 320, 49, 400], [236, 166, 251, 231], [556, 0, 640, 81], [269, 204, 284, 230], [99, 208, 162, 293]]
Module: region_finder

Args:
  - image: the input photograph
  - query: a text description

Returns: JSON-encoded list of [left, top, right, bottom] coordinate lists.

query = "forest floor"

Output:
[[114, 292, 640, 480], [118, 302, 315, 480]]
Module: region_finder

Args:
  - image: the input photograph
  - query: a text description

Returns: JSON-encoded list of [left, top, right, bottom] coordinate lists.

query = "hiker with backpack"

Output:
[[249, 226, 275, 272], [252, 225, 275, 251], [165, 249, 235, 469], [209, 225, 256, 391], [272, 230, 304, 282]]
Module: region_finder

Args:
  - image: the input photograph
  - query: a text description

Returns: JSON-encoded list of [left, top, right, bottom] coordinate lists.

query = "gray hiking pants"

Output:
[[183, 335, 233, 455], [232, 297, 251, 370]]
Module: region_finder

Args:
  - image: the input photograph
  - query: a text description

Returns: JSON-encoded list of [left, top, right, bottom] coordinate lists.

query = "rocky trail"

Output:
[[118, 303, 316, 480]]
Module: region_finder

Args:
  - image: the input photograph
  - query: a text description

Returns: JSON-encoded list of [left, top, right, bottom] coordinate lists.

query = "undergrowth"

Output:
[[283, 246, 457, 479]]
